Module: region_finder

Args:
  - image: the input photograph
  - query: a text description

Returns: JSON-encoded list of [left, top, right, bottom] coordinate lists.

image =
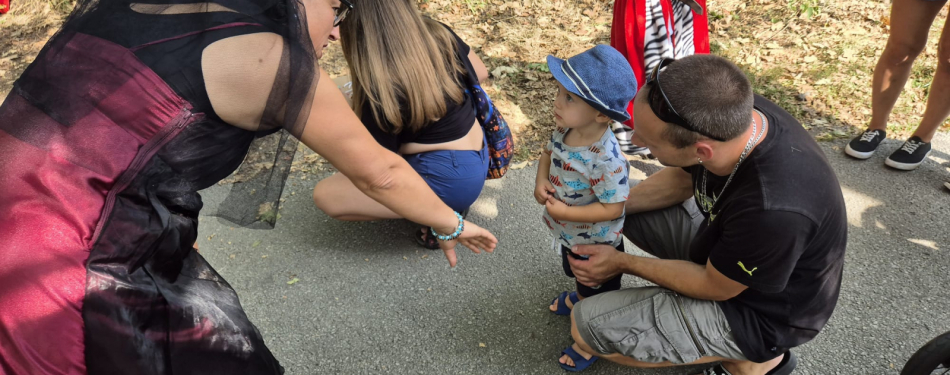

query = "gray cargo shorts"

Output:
[[572, 198, 748, 364]]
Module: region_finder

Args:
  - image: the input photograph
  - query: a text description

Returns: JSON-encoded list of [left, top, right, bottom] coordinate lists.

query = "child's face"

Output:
[[553, 82, 604, 129]]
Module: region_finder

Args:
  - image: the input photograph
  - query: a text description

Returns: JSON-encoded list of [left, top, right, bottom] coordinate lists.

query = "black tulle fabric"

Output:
[[3, 0, 319, 371], [56, 0, 318, 228]]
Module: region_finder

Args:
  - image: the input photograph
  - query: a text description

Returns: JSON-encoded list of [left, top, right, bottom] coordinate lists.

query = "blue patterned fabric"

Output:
[[467, 84, 514, 179], [546, 45, 638, 123], [542, 127, 630, 248]]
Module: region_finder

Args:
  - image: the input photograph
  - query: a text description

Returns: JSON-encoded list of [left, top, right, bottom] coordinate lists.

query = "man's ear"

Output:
[[695, 141, 715, 162]]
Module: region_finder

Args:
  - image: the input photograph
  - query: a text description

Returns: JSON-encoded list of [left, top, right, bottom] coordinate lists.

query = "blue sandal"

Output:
[[559, 345, 597, 372], [551, 291, 579, 316]]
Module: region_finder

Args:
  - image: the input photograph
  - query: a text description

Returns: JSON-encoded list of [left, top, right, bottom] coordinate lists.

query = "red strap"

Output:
[[130, 22, 264, 52]]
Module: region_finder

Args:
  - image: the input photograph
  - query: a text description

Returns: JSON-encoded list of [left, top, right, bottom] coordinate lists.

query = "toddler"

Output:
[[534, 45, 637, 319]]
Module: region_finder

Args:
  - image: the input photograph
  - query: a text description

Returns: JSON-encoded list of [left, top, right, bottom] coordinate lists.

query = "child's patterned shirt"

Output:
[[542, 127, 630, 248]]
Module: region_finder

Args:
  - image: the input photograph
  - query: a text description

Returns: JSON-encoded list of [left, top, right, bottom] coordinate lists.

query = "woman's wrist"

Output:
[[431, 211, 464, 241], [433, 225, 457, 237], [433, 212, 458, 235]]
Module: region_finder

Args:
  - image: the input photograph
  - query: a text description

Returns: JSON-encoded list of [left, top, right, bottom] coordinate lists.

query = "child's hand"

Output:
[[534, 180, 557, 205], [545, 194, 568, 219]]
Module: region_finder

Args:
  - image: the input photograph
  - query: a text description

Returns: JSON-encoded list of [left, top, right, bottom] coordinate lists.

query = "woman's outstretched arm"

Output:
[[204, 34, 496, 266], [299, 68, 497, 267]]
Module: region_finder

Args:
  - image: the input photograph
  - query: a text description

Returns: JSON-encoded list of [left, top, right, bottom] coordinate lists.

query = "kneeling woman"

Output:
[[313, 0, 490, 249]]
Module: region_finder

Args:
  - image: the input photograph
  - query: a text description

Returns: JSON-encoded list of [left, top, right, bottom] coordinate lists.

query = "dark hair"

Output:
[[657, 55, 753, 148]]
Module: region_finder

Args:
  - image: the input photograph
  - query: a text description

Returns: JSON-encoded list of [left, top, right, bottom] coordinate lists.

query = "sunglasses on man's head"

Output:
[[333, 0, 354, 26], [645, 58, 726, 142]]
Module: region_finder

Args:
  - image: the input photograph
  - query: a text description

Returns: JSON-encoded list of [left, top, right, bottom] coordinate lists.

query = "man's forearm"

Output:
[[619, 254, 734, 301], [625, 167, 694, 214]]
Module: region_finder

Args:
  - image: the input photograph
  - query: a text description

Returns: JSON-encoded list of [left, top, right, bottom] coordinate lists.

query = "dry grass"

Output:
[[319, 0, 620, 160], [3, 0, 948, 161], [707, 0, 949, 141], [0, 0, 69, 96]]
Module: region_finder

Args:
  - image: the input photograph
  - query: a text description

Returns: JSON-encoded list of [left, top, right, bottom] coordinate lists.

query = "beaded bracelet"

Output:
[[430, 211, 464, 241]]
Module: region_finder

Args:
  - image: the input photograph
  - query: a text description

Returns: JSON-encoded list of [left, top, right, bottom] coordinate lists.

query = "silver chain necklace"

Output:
[[699, 109, 767, 221]]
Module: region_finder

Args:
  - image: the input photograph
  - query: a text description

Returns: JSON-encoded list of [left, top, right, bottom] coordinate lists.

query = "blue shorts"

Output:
[[404, 138, 489, 212]]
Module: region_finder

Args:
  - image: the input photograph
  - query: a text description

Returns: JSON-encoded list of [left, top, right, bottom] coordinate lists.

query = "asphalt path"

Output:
[[196, 132, 950, 375]]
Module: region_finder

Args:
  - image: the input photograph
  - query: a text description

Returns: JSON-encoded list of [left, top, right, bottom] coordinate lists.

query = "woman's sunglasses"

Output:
[[645, 58, 726, 142], [333, 0, 354, 27]]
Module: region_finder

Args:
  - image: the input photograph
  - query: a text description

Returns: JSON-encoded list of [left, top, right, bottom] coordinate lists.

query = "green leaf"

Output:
[[286, 277, 300, 285], [526, 62, 550, 73]]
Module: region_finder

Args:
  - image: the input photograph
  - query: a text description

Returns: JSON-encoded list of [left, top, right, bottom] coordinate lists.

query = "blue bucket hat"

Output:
[[546, 45, 638, 123]]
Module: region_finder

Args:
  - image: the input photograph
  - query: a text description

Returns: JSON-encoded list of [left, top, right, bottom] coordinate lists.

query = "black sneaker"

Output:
[[885, 136, 932, 170], [845, 129, 886, 159]]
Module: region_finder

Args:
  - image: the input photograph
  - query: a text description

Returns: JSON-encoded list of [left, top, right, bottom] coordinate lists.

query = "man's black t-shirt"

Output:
[[685, 95, 847, 362]]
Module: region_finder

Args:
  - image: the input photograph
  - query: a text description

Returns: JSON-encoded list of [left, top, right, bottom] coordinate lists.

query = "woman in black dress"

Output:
[[0, 0, 496, 373]]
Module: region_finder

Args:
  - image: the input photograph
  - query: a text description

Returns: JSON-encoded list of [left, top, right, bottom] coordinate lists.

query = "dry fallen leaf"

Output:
[[510, 161, 532, 170], [491, 66, 519, 78], [0, 0, 917, 181]]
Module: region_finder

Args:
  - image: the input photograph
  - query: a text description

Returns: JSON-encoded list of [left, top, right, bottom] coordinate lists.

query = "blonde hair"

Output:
[[340, 0, 467, 134]]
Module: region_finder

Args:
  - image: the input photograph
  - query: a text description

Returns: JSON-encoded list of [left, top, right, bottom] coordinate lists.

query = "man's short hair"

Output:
[[657, 55, 754, 148]]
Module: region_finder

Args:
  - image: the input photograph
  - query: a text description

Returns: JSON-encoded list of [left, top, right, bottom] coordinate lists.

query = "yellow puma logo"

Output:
[[737, 261, 758, 276]]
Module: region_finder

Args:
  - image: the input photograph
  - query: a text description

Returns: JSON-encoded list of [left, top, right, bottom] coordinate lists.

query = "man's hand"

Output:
[[570, 244, 750, 301], [567, 244, 627, 287], [534, 180, 556, 205]]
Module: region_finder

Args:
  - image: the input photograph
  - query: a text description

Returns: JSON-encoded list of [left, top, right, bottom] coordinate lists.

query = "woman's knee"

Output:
[[312, 180, 346, 218], [938, 41, 950, 71], [883, 39, 928, 64]]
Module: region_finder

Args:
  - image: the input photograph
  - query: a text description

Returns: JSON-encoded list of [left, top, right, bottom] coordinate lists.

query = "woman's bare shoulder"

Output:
[[202, 32, 284, 130]]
